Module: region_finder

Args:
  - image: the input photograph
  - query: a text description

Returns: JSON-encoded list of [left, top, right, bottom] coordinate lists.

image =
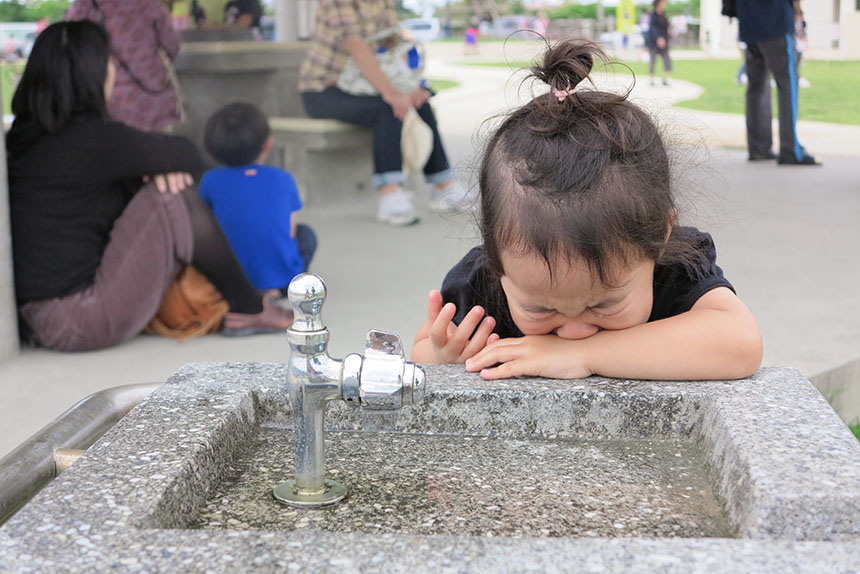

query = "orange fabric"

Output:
[[145, 266, 229, 340]]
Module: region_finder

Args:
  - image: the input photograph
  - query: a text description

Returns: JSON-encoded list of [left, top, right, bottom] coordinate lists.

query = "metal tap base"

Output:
[[272, 479, 349, 508]]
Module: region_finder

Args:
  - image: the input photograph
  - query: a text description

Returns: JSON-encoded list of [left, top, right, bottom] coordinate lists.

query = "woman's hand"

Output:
[[382, 90, 413, 121], [409, 88, 430, 108], [425, 290, 498, 364], [144, 172, 193, 195], [465, 335, 593, 380], [657, 37, 666, 50]]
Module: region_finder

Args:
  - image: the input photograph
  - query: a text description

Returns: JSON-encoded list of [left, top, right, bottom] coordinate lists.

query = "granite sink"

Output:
[[1, 364, 859, 573]]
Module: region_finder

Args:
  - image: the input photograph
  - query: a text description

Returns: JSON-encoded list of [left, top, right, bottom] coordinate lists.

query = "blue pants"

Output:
[[745, 34, 803, 162], [277, 223, 317, 298], [302, 87, 451, 188]]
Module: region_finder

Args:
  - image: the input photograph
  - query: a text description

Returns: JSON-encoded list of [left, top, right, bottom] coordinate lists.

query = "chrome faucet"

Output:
[[273, 273, 427, 508]]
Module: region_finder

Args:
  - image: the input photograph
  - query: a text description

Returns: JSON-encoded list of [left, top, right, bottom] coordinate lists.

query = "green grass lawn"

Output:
[[463, 58, 860, 126], [1, 60, 26, 116], [850, 423, 860, 442], [426, 78, 460, 92]]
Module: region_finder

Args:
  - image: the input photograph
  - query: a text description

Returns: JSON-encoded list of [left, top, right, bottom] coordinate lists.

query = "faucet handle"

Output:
[[365, 330, 404, 358], [341, 330, 427, 410], [287, 273, 327, 332]]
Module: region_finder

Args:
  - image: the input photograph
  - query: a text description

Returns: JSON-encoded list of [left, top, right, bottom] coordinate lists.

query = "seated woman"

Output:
[[7, 20, 292, 352]]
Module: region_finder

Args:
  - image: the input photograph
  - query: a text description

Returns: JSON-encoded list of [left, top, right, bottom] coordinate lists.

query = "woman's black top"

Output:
[[440, 227, 735, 339], [6, 114, 206, 304], [647, 11, 670, 48]]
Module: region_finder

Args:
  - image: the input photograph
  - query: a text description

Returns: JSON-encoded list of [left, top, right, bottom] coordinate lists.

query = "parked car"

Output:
[[401, 18, 441, 43]]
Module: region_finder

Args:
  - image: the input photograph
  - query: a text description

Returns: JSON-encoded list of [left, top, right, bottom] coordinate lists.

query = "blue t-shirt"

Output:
[[199, 164, 304, 290], [736, 0, 794, 44]]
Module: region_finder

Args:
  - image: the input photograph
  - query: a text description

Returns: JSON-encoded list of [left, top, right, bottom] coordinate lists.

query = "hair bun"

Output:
[[531, 39, 603, 93]]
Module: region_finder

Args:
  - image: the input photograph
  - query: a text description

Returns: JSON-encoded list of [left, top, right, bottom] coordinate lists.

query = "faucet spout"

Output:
[[273, 274, 427, 508]]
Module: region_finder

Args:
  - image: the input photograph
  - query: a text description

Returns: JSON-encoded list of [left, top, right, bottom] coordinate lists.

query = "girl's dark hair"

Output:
[[11, 20, 111, 133], [480, 39, 696, 286], [204, 102, 271, 166]]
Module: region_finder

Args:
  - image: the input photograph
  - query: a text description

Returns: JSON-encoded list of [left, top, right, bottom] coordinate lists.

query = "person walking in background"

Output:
[[464, 25, 479, 55], [736, 0, 817, 165], [200, 102, 317, 299], [646, 0, 671, 87], [794, 4, 810, 88], [67, 0, 184, 132]]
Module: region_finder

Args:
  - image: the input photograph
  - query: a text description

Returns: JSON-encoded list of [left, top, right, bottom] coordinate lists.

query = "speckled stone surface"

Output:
[[190, 429, 732, 538], [1, 364, 859, 573]]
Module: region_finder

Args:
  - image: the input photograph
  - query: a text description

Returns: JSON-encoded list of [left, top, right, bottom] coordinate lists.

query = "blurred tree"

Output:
[[0, 1, 70, 22], [396, 0, 418, 20]]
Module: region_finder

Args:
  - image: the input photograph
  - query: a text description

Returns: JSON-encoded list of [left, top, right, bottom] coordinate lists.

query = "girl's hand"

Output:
[[144, 172, 193, 195], [426, 290, 499, 364], [465, 335, 593, 380], [657, 37, 666, 49]]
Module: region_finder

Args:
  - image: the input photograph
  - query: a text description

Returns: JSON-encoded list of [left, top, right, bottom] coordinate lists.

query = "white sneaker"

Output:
[[428, 181, 475, 214], [376, 188, 419, 226]]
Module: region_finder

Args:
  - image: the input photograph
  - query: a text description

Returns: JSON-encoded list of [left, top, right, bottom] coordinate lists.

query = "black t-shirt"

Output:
[[7, 114, 206, 304], [440, 227, 734, 339], [223, 0, 262, 27]]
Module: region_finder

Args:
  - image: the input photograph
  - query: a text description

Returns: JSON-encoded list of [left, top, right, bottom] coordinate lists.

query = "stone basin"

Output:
[[189, 428, 731, 538], [1, 364, 859, 573]]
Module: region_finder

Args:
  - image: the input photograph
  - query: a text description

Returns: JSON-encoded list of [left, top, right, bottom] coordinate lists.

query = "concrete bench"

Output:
[[268, 117, 373, 204]]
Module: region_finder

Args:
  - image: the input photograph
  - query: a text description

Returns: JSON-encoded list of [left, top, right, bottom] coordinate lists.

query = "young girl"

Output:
[[411, 40, 762, 381]]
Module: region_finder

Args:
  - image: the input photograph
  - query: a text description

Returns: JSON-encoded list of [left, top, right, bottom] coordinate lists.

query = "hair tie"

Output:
[[553, 85, 579, 102]]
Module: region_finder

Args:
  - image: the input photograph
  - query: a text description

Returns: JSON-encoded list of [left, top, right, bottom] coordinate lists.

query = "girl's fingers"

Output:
[[479, 360, 524, 380], [465, 338, 521, 372], [428, 302, 456, 348], [461, 315, 496, 359], [448, 306, 485, 352], [427, 290, 443, 322]]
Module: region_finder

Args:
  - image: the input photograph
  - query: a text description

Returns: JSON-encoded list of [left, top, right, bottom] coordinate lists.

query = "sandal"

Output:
[[222, 296, 294, 337]]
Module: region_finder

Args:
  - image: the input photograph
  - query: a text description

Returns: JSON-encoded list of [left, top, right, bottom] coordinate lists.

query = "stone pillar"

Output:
[[0, 84, 20, 362], [276, 0, 298, 42]]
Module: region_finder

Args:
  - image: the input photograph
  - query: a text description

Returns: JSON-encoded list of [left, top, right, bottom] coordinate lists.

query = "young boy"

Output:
[[200, 102, 317, 297]]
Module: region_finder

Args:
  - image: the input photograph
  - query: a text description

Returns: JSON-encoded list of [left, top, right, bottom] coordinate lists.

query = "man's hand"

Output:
[[382, 90, 413, 121]]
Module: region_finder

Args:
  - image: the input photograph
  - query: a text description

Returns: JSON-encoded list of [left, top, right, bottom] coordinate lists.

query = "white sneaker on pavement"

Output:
[[428, 181, 474, 214], [376, 188, 419, 226]]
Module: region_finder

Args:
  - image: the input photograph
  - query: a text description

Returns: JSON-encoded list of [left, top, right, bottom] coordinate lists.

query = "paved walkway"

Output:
[[1, 41, 859, 458]]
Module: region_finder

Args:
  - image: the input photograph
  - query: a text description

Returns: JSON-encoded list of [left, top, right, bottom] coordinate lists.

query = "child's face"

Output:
[[500, 250, 655, 339]]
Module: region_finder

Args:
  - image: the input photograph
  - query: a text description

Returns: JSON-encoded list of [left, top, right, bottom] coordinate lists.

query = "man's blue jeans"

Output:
[[302, 87, 452, 188]]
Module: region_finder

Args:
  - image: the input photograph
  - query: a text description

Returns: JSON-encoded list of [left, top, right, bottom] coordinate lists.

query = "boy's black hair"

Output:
[[480, 39, 701, 287], [11, 20, 111, 133], [204, 102, 271, 166]]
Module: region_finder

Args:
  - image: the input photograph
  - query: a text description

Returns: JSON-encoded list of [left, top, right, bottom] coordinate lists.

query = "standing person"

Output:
[[7, 21, 293, 351], [200, 102, 317, 298], [222, 0, 262, 29], [67, 0, 184, 132], [197, 0, 262, 33], [736, 0, 817, 164], [299, 0, 471, 227], [646, 0, 671, 87], [411, 40, 762, 381]]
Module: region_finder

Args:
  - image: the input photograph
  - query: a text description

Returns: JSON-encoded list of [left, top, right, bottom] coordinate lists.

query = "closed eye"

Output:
[[522, 306, 555, 317], [588, 301, 626, 318]]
